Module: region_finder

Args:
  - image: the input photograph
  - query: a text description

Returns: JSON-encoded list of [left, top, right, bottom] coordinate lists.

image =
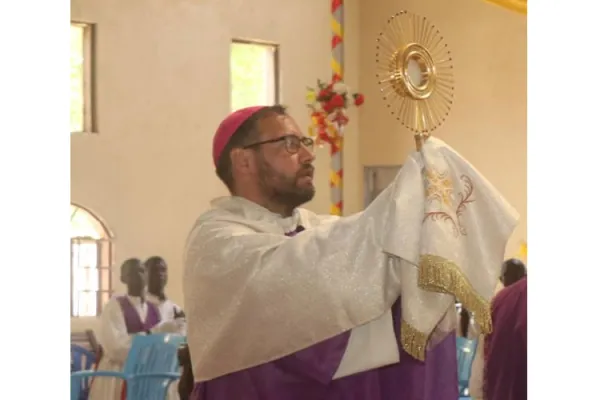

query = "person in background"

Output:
[[145, 256, 186, 335], [89, 258, 183, 400], [469, 258, 526, 399], [459, 307, 479, 339], [500, 258, 527, 287], [145, 255, 186, 400], [484, 277, 527, 400]]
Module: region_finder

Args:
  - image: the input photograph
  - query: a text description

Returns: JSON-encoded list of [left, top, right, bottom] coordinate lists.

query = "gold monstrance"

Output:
[[376, 11, 455, 149]]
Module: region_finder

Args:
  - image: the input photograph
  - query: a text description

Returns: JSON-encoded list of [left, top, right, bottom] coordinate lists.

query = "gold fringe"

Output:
[[418, 254, 492, 335], [400, 319, 429, 361]]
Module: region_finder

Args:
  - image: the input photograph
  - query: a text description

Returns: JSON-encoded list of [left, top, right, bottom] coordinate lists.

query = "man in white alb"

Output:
[[89, 258, 183, 400], [145, 256, 186, 335]]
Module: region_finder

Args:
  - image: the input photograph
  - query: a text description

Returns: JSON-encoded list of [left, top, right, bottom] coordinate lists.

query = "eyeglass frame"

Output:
[[242, 134, 315, 155]]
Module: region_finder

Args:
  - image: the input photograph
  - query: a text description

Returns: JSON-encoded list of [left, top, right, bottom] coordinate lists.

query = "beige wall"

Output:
[[70, 0, 526, 332], [70, 0, 361, 331], [358, 0, 527, 255]]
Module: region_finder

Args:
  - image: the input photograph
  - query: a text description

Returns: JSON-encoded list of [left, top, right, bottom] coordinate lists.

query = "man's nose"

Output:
[[298, 144, 316, 163]]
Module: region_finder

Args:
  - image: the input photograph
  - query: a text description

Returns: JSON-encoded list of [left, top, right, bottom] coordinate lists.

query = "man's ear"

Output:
[[231, 148, 253, 173]]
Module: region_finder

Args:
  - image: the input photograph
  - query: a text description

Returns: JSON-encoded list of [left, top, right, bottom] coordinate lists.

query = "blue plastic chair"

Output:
[[71, 344, 97, 399], [456, 336, 478, 397], [71, 333, 186, 400]]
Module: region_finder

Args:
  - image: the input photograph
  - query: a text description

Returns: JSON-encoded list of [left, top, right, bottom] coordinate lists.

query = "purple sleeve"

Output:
[[273, 330, 351, 384]]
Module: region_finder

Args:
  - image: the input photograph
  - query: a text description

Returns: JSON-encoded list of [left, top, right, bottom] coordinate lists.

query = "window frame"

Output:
[[363, 165, 403, 207], [70, 236, 114, 317], [230, 38, 281, 108], [71, 21, 97, 135], [70, 204, 114, 317]]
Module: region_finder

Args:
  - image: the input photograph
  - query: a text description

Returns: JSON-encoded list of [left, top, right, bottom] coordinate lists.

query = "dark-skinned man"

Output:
[[89, 258, 182, 400]]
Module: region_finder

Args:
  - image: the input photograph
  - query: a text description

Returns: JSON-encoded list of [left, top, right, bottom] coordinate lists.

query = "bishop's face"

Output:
[[251, 114, 316, 209]]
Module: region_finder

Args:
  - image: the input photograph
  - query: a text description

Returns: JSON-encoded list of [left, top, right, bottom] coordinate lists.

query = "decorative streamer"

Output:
[[484, 0, 527, 14], [330, 0, 344, 216], [518, 242, 527, 262], [305, 1, 364, 217]]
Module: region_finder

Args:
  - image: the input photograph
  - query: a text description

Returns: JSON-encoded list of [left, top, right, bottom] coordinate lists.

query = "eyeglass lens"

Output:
[[284, 136, 314, 153]]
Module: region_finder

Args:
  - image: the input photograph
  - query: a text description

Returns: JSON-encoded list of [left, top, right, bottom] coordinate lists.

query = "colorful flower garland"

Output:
[[306, 80, 364, 147]]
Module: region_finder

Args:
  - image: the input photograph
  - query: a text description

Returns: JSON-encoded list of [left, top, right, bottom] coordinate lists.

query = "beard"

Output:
[[257, 158, 315, 211]]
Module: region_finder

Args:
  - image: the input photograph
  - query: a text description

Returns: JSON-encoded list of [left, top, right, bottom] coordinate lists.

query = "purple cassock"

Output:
[[116, 296, 162, 333], [189, 226, 459, 400], [484, 277, 527, 400]]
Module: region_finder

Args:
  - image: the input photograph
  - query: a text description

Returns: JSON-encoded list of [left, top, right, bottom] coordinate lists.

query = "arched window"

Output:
[[71, 204, 114, 317]]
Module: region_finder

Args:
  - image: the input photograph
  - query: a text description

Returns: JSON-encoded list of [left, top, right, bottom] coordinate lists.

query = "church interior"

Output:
[[70, 0, 526, 398]]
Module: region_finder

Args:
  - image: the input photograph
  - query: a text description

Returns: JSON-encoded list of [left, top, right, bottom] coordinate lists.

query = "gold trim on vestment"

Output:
[[400, 254, 493, 361], [400, 319, 429, 361]]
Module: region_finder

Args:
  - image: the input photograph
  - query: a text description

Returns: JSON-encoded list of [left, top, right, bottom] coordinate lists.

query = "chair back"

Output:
[[456, 336, 478, 395], [123, 333, 186, 399], [71, 344, 96, 399]]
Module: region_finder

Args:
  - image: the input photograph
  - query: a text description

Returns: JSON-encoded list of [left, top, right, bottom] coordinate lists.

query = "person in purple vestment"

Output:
[[484, 277, 527, 400], [182, 105, 461, 400], [89, 258, 182, 400], [469, 257, 526, 399]]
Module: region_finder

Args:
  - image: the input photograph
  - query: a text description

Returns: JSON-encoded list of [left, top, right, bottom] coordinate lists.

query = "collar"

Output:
[[211, 196, 302, 233], [146, 293, 167, 304], [126, 294, 145, 305]]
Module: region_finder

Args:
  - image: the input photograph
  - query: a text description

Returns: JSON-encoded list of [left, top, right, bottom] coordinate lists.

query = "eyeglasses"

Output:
[[243, 134, 315, 154]]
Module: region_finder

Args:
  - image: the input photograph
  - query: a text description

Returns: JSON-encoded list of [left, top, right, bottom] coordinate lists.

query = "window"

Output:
[[230, 39, 279, 111], [71, 204, 113, 317], [70, 22, 95, 133]]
